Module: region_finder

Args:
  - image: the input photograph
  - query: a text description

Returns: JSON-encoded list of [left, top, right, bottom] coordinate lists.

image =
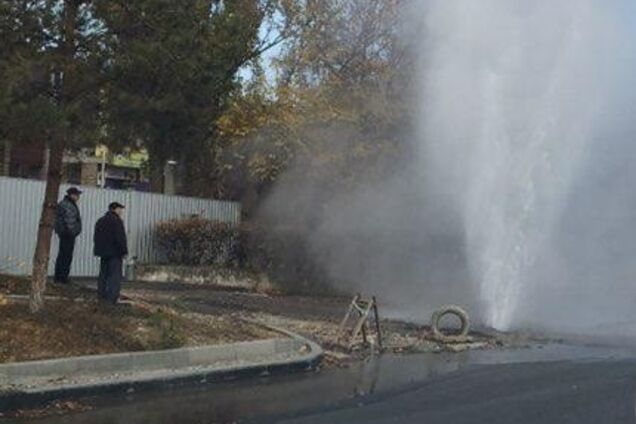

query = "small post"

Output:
[[372, 296, 383, 349], [100, 147, 107, 188]]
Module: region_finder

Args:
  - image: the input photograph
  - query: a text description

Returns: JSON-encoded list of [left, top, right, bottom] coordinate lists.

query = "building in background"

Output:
[[1, 141, 48, 180], [0, 143, 151, 191], [70, 145, 151, 191]]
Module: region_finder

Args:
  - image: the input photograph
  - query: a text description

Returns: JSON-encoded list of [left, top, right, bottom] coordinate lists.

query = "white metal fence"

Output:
[[0, 176, 241, 276]]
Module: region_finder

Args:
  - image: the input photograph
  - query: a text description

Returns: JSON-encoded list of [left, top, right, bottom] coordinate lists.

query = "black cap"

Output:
[[108, 202, 125, 210], [67, 187, 83, 196]]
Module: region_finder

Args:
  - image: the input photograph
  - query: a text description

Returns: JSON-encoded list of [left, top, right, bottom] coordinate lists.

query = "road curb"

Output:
[[0, 329, 323, 413]]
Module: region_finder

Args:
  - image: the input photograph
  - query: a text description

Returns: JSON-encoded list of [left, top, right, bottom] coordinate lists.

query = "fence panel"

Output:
[[0, 176, 240, 276]]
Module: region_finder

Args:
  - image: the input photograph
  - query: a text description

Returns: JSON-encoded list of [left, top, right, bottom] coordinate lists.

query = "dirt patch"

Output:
[[0, 276, 276, 364], [129, 285, 352, 323], [31, 279, 512, 368], [123, 283, 505, 366]]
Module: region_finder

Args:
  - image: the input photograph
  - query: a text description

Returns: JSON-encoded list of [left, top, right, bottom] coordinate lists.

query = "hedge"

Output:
[[155, 217, 241, 267], [154, 217, 331, 293]]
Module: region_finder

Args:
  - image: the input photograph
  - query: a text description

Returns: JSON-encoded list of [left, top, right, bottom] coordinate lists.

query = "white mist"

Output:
[[415, 0, 636, 331]]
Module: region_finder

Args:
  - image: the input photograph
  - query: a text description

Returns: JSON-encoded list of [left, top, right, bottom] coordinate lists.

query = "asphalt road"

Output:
[[258, 359, 636, 424], [13, 345, 636, 424]]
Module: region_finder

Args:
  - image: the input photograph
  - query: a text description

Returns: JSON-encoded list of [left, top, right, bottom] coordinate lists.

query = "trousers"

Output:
[[98, 257, 123, 304], [54, 236, 76, 283]]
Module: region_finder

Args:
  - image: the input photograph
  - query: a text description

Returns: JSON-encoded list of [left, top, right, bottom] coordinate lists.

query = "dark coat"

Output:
[[93, 211, 128, 259], [54, 196, 82, 238]]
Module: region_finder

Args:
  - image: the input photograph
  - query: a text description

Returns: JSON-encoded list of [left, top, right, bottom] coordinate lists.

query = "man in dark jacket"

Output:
[[54, 187, 82, 284], [94, 202, 128, 304]]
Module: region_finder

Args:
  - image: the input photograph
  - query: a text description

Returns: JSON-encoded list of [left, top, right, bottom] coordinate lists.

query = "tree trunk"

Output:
[[29, 142, 65, 313], [30, 0, 79, 313], [40, 144, 51, 181]]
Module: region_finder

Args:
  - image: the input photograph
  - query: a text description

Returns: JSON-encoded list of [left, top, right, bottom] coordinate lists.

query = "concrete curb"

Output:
[[0, 329, 323, 412]]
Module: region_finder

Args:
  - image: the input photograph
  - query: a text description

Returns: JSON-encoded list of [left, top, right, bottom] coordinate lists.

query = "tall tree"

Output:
[[0, 0, 108, 312], [215, 0, 412, 216], [100, 0, 287, 197], [0, 0, 293, 311]]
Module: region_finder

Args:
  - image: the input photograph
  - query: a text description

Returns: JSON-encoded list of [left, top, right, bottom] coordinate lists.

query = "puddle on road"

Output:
[[9, 343, 636, 424]]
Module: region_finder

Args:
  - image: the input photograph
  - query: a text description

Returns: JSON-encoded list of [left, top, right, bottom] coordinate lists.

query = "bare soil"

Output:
[[120, 281, 507, 367], [0, 276, 276, 364]]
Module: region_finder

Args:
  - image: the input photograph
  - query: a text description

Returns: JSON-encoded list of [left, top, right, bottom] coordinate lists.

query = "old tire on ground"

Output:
[[431, 305, 470, 342]]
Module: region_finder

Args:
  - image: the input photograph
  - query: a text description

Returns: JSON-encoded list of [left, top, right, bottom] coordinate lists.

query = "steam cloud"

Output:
[[261, 0, 636, 337]]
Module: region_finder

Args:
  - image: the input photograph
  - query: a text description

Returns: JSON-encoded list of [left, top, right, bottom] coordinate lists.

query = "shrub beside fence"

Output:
[[154, 218, 332, 294], [155, 218, 241, 267]]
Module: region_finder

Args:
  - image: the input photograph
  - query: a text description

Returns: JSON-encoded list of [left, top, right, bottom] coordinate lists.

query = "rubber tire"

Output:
[[431, 305, 470, 341]]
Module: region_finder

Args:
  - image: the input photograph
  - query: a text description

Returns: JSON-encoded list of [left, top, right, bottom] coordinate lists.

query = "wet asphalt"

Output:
[[262, 358, 636, 424], [7, 343, 636, 424]]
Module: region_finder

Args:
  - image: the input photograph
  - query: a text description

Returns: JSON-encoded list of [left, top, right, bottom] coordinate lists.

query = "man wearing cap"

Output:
[[54, 187, 83, 284], [93, 202, 128, 304]]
